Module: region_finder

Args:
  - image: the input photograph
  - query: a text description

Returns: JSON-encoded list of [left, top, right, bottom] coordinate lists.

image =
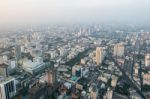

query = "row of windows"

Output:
[[4, 81, 15, 99]]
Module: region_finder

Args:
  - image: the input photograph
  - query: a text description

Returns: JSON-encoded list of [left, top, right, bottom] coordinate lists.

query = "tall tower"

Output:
[[15, 44, 21, 62], [0, 77, 16, 99], [138, 41, 143, 92], [113, 43, 124, 58], [145, 54, 150, 67], [46, 67, 56, 86], [96, 47, 103, 65]]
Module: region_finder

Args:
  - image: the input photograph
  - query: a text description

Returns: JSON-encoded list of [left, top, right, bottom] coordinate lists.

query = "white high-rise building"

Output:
[[113, 43, 124, 57], [145, 54, 150, 67], [0, 77, 16, 99]]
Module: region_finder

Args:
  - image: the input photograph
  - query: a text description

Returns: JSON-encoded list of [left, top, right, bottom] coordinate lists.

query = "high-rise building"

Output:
[[145, 54, 150, 67], [0, 77, 16, 99], [113, 43, 124, 57], [104, 88, 113, 99], [15, 44, 21, 61], [46, 69, 56, 86], [96, 47, 105, 65], [135, 38, 140, 52], [111, 75, 118, 88], [0, 63, 8, 78], [72, 65, 82, 77], [134, 63, 139, 77], [90, 84, 98, 99], [124, 56, 134, 78], [143, 73, 150, 82]]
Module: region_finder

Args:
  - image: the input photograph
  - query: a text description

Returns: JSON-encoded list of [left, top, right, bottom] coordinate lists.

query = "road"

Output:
[[108, 54, 146, 99]]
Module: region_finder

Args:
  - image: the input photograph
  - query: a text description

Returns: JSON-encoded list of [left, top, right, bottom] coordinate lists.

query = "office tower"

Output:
[[124, 56, 134, 78], [96, 47, 104, 65], [143, 74, 150, 82], [90, 84, 98, 99], [139, 61, 143, 91], [111, 75, 118, 88], [134, 63, 139, 77], [15, 45, 21, 61], [0, 63, 8, 78], [46, 68, 56, 86], [113, 43, 124, 57], [135, 38, 140, 52], [72, 65, 82, 77], [104, 88, 113, 99], [145, 54, 150, 67], [0, 77, 16, 99]]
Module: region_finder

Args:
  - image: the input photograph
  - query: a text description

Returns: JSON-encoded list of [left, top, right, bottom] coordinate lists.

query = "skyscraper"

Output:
[[96, 47, 105, 65], [123, 56, 134, 79], [113, 43, 124, 58], [15, 44, 21, 62], [0, 77, 16, 99], [145, 54, 150, 67], [46, 69, 56, 86]]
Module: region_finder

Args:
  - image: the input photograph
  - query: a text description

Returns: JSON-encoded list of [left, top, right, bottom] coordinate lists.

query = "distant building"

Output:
[[104, 88, 113, 99], [111, 75, 118, 88], [96, 47, 105, 65], [27, 83, 48, 99], [145, 54, 150, 67], [90, 84, 98, 99], [80, 59, 86, 65], [143, 73, 150, 81], [0, 63, 8, 78], [143, 73, 150, 85], [71, 85, 80, 99], [72, 65, 82, 77], [46, 69, 56, 86], [22, 59, 45, 74], [0, 77, 16, 99], [123, 56, 134, 78], [113, 43, 124, 57], [134, 63, 139, 77], [15, 45, 21, 61], [130, 90, 142, 99]]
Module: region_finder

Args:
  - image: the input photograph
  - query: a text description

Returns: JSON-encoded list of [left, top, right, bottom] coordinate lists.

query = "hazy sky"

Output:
[[0, 0, 150, 26]]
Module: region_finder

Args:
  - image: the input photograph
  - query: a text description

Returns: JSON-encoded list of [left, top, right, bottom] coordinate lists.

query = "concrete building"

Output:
[[39, 69, 56, 87], [104, 88, 113, 99], [111, 75, 118, 88], [96, 47, 105, 65], [113, 43, 124, 57], [15, 44, 21, 61], [27, 83, 48, 99], [145, 54, 150, 67], [90, 84, 98, 99], [0, 77, 16, 99], [134, 63, 139, 77], [130, 90, 142, 99], [0, 63, 8, 78], [143, 73, 150, 85], [22, 60, 45, 74], [46, 69, 56, 86], [72, 65, 82, 77]]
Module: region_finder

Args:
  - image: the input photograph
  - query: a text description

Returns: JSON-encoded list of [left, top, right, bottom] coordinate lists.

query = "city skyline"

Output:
[[0, 0, 150, 99]]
